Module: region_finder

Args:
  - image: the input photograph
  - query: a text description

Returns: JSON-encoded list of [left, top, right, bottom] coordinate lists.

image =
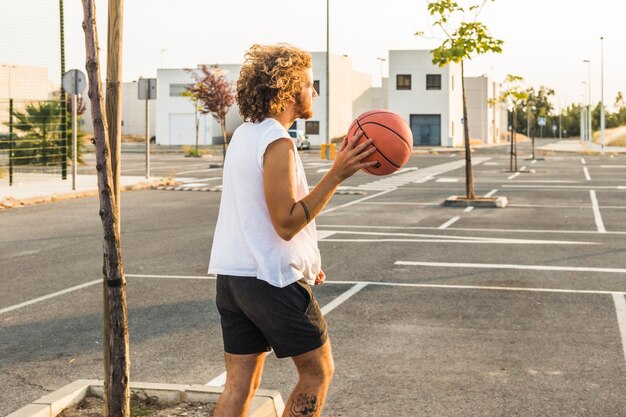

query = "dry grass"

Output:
[[592, 125, 626, 146]]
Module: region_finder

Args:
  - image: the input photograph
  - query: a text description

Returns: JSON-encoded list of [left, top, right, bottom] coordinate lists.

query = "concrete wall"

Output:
[[387, 50, 463, 147]]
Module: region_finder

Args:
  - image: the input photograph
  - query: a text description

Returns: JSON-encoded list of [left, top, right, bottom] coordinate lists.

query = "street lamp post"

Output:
[[583, 59, 591, 143], [581, 81, 587, 142], [376, 57, 386, 86], [325, 0, 330, 145], [1, 64, 17, 99], [600, 36, 605, 152]]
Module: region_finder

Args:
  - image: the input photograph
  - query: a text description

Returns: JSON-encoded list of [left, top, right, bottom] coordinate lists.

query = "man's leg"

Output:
[[214, 351, 267, 417], [283, 340, 334, 417]]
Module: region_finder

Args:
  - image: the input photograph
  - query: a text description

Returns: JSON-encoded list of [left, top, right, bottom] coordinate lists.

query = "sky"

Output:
[[1, 0, 625, 111]]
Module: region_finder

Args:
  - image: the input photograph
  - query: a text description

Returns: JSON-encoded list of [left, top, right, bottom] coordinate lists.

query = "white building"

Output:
[[290, 53, 380, 145], [387, 50, 464, 147], [156, 68, 209, 146], [82, 81, 157, 138], [154, 54, 378, 147], [465, 75, 508, 144]]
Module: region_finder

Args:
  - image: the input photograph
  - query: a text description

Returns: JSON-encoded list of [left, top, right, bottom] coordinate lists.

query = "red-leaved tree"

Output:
[[185, 65, 235, 160]]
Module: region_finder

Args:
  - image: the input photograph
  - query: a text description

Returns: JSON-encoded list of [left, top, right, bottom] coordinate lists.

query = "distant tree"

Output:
[[181, 90, 201, 156], [491, 74, 527, 171], [185, 65, 235, 161], [417, 0, 503, 200], [614, 92, 626, 126]]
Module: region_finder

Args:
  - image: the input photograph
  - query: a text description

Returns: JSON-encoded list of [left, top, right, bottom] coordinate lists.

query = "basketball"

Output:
[[346, 110, 413, 176]]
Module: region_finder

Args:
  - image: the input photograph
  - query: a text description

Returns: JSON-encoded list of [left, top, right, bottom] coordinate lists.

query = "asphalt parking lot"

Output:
[[2, 141, 626, 416]]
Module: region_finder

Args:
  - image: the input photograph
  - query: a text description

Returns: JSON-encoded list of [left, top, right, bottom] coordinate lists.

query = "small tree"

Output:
[[181, 90, 201, 156], [491, 74, 527, 171], [185, 65, 235, 161], [417, 0, 503, 200]]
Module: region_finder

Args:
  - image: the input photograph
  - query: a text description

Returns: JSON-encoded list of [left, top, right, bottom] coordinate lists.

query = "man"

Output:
[[208, 43, 376, 417]]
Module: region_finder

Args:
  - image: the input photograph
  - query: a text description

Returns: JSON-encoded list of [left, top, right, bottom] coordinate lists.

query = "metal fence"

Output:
[[0, 98, 68, 184]]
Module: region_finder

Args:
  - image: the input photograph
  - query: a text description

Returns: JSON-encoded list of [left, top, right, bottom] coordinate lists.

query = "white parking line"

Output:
[[395, 260, 626, 274], [206, 282, 368, 386], [612, 293, 626, 366], [320, 230, 594, 245], [464, 206, 474, 213], [531, 160, 537, 165], [320, 188, 396, 215], [0, 279, 100, 316], [438, 216, 461, 229], [507, 172, 520, 180], [318, 224, 626, 235], [176, 168, 221, 175], [581, 158, 586, 165], [484, 189, 498, 197], [583, 167, 591, 181], [590, 190, 606, 233]]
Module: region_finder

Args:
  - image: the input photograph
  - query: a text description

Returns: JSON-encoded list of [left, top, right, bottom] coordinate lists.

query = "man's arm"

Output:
[[264, 132, 375, 241]]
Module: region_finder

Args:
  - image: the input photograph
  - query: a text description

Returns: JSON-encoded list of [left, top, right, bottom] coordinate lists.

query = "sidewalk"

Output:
[[0, 173, 164, 209], [538, 139, 626, 153]]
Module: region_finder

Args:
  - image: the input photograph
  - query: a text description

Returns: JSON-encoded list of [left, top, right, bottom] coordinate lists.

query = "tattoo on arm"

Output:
[[289, 393, 319, 416]]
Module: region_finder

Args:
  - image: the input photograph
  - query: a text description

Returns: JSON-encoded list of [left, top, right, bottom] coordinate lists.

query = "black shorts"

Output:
[[216, 274, 328, 358]]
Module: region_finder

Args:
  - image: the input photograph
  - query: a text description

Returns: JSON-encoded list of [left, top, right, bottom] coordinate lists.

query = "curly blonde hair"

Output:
[[236, 44, 312, 123]]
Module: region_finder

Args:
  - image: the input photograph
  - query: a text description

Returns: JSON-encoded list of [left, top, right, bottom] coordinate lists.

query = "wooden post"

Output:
[[81, 1, 130, 416], [107, 0, 123, 208], [105, 1, 124, 415]]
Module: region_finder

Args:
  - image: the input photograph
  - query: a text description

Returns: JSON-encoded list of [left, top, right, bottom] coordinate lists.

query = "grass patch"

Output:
[[183, 146, 203, 157]]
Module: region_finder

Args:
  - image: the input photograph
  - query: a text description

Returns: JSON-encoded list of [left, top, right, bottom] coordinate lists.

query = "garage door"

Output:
[[410, 114, 441, 146], [169, 114, 195, 145]]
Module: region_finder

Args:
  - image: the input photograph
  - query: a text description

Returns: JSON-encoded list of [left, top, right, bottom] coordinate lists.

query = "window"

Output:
[[313, 80, 320, 94], [170, 84, 191, 97], [396, 74, 411, 90], [426, 74, 441, 90], [305, 121, 320, 135]]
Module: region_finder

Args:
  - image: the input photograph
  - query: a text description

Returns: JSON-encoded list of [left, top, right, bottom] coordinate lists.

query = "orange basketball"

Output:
[[346, 110, 413, 176]]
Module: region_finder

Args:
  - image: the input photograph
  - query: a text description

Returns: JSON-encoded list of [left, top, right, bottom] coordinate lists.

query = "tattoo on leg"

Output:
[[289, 393, 319, 416]]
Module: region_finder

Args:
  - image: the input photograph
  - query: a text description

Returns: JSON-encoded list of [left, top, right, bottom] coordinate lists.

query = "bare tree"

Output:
[[185, 65, 235, 161], [81, 1, 130, 416]]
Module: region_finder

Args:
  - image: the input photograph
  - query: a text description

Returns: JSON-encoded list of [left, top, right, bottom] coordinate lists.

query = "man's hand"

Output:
[[314, 270, 326, 285], [329, 130, 378, 181]]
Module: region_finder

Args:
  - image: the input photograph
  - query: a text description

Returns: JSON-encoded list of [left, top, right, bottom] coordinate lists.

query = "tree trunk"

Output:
[[81, 2, 130, 417], [195, 108, 199, 154], [509, 108, 514, 172], [460, 60, 475, 200], [221, 119, 227, 162], [512, 107, 518, 171]]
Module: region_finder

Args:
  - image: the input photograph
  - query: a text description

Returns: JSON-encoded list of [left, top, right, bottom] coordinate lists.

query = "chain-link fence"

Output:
[[1, 0, 68, 185], [0, 99, 69, 184]]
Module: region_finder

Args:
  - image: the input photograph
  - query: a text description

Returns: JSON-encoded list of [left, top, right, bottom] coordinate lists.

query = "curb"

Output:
[[0, 178, 175, 210], [7, 380, 284, 417], [443, 195, 508, 208]]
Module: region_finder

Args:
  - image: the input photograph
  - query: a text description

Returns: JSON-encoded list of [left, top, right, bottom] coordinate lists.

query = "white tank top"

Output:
[[208, 118, 321, 288]]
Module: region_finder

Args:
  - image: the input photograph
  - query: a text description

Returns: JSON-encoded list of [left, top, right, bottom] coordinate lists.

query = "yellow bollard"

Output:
[[320, 143, 336, 160]]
